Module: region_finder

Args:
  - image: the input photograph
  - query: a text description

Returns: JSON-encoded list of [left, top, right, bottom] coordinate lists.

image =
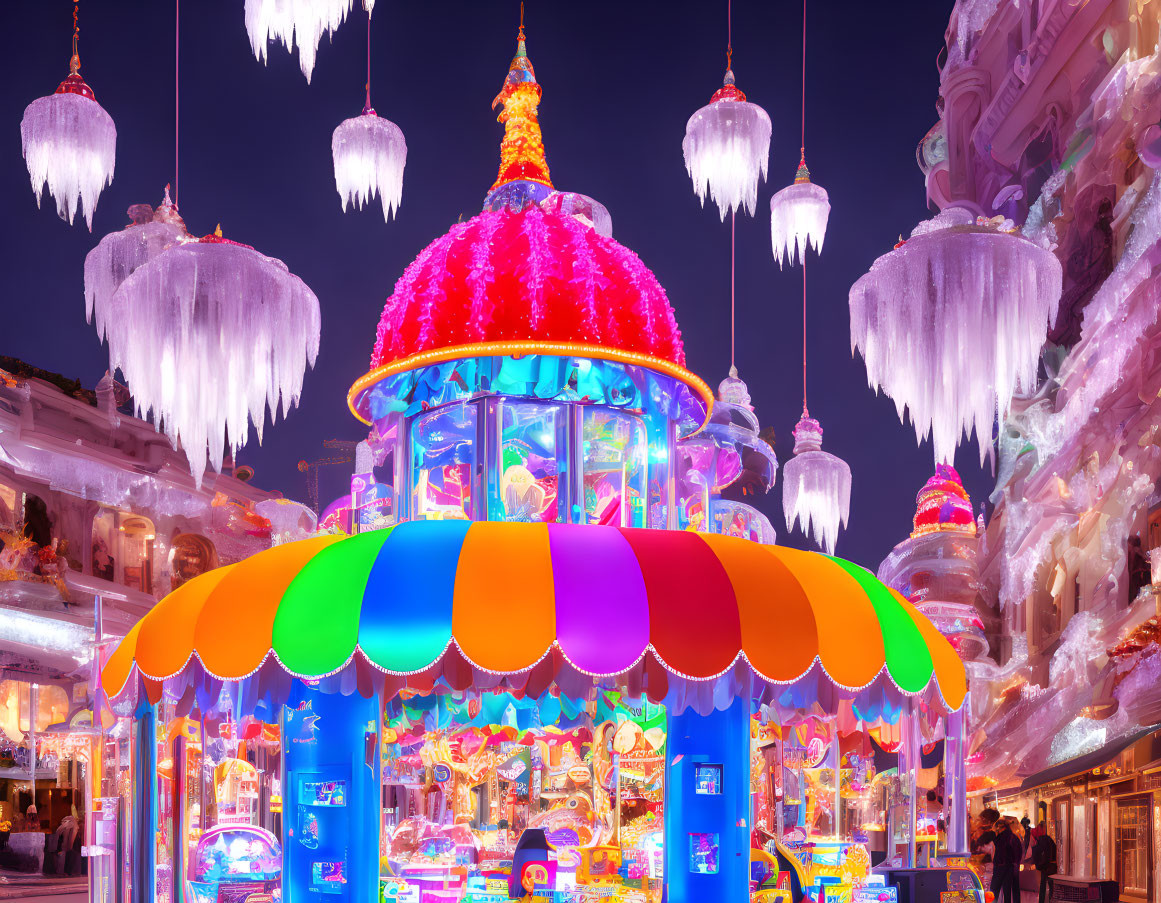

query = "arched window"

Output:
[[168, 534, 219, 592]]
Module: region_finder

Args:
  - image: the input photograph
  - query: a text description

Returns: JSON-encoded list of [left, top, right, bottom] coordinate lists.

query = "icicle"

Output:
[[244, 0, 354, 83], [782, 413, 851, 555], [769, 159, 829, 267], [21, 90, 116, 230], [331, 111, 406, 221], [98, 233, 321, 484], [682, 70, 771, 220], [849, 207, 1062, 465]]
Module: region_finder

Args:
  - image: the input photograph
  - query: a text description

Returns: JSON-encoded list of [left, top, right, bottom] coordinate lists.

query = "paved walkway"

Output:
[[0, 874, 85, 901]]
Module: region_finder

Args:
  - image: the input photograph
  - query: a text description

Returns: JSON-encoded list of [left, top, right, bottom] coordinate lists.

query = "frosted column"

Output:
[[898, 704, 921, 868], [944, 706, 968, 853]]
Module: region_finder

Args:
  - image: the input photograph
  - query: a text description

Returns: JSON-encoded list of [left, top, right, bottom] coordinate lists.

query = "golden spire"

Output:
[[489, 10, 552, 194]]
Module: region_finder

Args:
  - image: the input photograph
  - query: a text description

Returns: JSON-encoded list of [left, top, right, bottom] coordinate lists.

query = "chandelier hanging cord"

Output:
[[70, 2, 81, 74], [802, 259, 809, 416], [363, 0, 372, 112], [731, 211, 736, 370], [800, 0, 809, 416], [726, 0, 733, 70], [800, 0, 807, 156], [175, 0, 180, 208]]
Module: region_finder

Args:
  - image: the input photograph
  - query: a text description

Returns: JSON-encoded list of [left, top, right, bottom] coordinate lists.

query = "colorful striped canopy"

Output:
[[102, 522, 966, 710]]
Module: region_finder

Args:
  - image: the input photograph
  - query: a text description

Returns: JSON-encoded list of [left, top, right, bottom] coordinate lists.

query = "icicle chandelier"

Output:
[[331, 1, 406, 220], [849, 207, 1062, 465], [770, 154, 829, 267], [20, 2, 116, 230], [86, 1, 322, 485], [783, 414, 850, 556], [90, 221, 321, 484], [769, 0, 829, 268], [245, 0, 354, 83], [682, 1, 770, 220]]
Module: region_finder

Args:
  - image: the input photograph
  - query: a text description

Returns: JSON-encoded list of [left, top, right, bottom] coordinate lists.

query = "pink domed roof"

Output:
[[911, 464, 975, 537], [369, 204, 686, 370]]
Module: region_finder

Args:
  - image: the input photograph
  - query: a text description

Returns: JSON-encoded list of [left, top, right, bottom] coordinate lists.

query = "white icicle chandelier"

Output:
[[849, 207, 1063, 465], [682, 68, 771, 219], [333, 111, 406, 220], [331, 1, 406, 220], [770, 154, 829, 267], [20, 5, 116, 230], [245, 0, 354, 83], [86, 199, 321, 484], [782, 412, 851, 555]]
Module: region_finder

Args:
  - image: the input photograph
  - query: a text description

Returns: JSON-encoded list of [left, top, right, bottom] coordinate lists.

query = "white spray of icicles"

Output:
[[245, 0, 354, 82], [782, 413, 851, 555], [21, 91, 116, 230], [849, 207, 1062, 465], [769, 176, 829, 267], [682, 71, 770, 219], [85, 200, 321, 485], [332, 112, 406, 220]]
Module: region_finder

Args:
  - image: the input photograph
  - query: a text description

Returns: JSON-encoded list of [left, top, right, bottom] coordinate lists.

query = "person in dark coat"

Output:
[[1031, 822, 1058, 903], [978, 818, 1023, 903]]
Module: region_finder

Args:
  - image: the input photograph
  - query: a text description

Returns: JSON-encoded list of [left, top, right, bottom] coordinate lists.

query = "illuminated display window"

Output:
[[693, 764, 722, 795], [689, 833, 719, 874]]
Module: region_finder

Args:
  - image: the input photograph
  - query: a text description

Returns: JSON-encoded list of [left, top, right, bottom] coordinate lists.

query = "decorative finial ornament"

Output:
[[20, 0, 116, 229], [794, 149, 810, 183]]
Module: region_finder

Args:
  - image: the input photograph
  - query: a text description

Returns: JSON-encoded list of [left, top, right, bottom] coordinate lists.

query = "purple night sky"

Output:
[[2, 0, 988, 569]]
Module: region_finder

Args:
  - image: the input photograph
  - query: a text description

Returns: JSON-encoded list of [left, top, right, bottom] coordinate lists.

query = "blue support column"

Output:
[[131, 703, 156, 903], [665, 699, 750, 903]]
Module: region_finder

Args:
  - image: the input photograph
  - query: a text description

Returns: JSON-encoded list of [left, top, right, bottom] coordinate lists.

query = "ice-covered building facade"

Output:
[[919, 0, 1161, 889], [0, 359, 311, 858]]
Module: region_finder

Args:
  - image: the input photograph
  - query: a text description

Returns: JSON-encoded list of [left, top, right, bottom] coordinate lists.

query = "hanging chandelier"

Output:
[[245, 0, 354, 83], [782, 412, 851, 555], [769, 153, 829, 267], [683, 68, 771, 220], [769, 0, 828, 268], [849, 208, 1062, 465], [331, 2, 406, 220], [88, 218, 321, 484], [20, 3, 116, 230]]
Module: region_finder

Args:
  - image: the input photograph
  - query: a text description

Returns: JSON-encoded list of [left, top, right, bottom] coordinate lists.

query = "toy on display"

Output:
[[188, 825, 283, 903]]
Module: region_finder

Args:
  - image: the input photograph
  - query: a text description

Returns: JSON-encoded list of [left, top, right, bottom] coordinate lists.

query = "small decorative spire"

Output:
[[794, 148, 811, 184]]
